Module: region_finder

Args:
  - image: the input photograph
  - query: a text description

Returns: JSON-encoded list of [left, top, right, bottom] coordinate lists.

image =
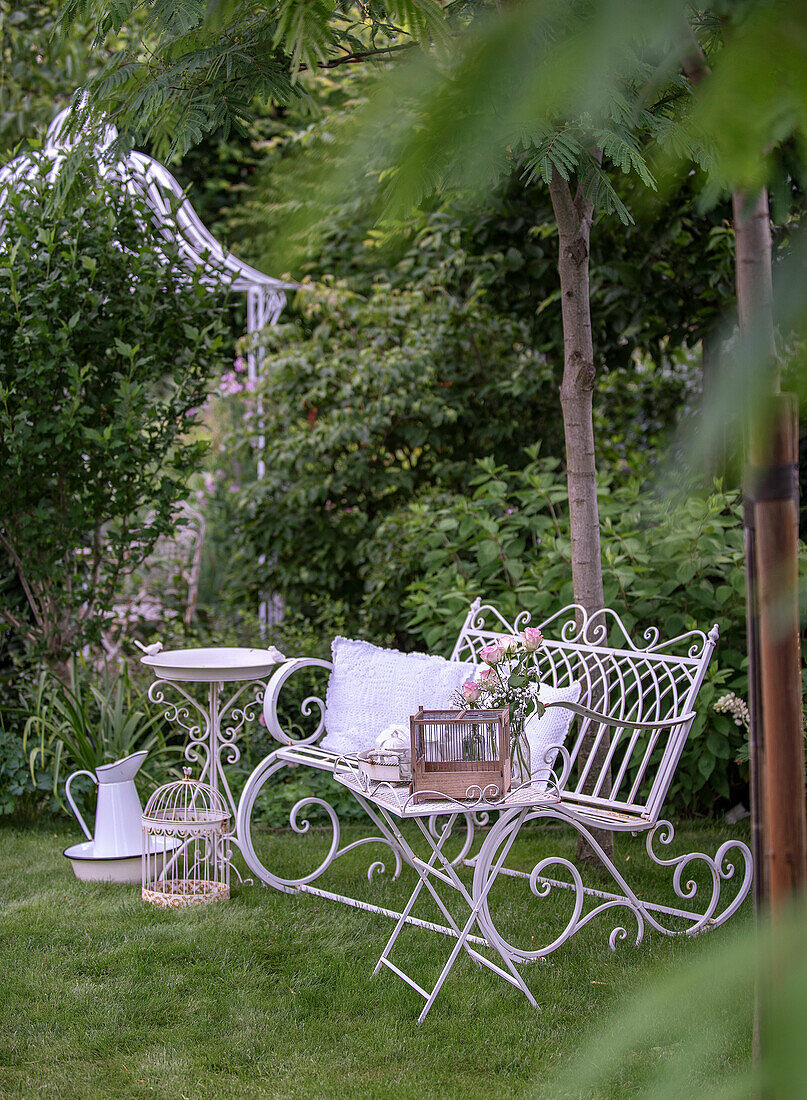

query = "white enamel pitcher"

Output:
[[65, 750, 148, 858]]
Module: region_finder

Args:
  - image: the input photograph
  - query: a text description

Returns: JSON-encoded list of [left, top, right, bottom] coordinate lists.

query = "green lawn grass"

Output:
[[0, 819, 753, 1100]]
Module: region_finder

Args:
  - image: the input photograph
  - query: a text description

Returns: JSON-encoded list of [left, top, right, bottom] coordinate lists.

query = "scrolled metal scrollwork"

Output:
[[261, 658, 333, 747], [401, 783, 506, 815], [472, 804, 752, 966], [236, 752, 407, 891], [474, 809, 646, 962], [512, 609, 533, 633], [644, 820, 754, 932], [366, 860, 391, 884], [542, 742, 572, 789], [218, 680, 265, 752], [149, 679, 211, 778], [148, 680, 206, 738]]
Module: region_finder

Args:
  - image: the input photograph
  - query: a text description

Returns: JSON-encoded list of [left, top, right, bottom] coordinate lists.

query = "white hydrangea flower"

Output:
[[714, 692, 750, 730]]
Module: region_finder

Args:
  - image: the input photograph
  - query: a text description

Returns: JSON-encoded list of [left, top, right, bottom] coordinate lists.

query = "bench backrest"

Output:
[[450, 600, 718, 824]]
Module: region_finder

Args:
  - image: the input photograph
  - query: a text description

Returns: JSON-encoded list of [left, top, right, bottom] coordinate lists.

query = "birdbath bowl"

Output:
[[140, 647, 282, 682]]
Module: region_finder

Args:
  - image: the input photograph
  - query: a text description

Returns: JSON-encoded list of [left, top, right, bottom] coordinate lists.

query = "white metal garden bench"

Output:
[[237, 600, 753, 959]]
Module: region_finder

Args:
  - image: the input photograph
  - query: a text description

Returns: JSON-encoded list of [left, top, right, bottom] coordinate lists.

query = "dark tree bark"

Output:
[[683, 23, 805, 910]]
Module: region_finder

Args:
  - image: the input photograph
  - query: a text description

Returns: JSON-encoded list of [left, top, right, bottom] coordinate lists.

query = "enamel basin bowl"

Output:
[[64, 835, 181, 884]]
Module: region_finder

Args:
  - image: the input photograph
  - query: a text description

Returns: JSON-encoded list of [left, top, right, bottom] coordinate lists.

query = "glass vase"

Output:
[[510, 721, 532, 791]]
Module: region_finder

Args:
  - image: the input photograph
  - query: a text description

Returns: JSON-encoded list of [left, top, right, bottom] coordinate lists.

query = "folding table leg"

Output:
[[374, 813, 460, 976], [413, 809, 537, 1021], [371, 807, 538, 1022]]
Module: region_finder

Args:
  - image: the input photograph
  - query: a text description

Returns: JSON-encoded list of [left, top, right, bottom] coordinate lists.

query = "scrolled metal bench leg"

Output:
[[644, 820, 754, 933], [471, 807, 754, 962], [473, 808, 646, 961], [236, 748, 407, 891]]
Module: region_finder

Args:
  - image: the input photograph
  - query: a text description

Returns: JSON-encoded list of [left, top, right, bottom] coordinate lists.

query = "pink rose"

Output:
[[478, 668, 493, 682], [460, 680, 481, 703], [521, 627, 544, 652], [479, 643, 505, 665], [497, 634, 520, 652]]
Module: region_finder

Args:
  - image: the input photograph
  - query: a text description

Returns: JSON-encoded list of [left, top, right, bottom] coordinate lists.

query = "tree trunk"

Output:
[[733, 189, 776, 915], [683, 28, 804, 1077], [734, 190, 806, 911], [732, 190, 776, 365], [549, 171, 612, 865], [683, 24, 806, 913]]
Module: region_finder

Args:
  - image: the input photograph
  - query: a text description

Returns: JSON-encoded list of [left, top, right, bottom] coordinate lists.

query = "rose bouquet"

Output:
[[452, 626, 546, 784]]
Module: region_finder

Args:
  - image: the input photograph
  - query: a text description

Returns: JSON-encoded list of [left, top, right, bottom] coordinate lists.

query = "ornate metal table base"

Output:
[[368, 806, 537, 1022], [147, 676, 268, 878], [141, 647, 285, 877]]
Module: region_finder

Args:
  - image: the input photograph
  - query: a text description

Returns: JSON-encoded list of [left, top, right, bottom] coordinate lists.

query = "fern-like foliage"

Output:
[[56, 0, 446, 161], [516, 44, 691, 224], [273, 0, 337, 80], [56, 0, 728, 229], [523, 125, 585, 185]]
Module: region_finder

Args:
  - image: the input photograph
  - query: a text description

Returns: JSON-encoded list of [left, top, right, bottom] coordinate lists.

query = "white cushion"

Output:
[[321, 637, 476, 756], [526, 681, 582, 790]]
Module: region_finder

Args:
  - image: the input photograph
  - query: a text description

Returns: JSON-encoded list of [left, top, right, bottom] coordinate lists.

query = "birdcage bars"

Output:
[[142, 769, 230, 907], [410, 707, 511, 804]]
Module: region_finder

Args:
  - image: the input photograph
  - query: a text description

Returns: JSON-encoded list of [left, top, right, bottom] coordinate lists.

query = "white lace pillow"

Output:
[[526, 681, 582, 791], [321, 637, 476, 756]]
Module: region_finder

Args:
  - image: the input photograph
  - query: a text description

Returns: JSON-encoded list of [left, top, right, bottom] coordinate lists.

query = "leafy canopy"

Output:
[[57, 0, 453, 159], [0, 0, 117, 156]]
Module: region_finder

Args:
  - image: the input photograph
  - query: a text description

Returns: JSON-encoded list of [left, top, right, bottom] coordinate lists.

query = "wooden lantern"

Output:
[[409, 706, 511, 804]]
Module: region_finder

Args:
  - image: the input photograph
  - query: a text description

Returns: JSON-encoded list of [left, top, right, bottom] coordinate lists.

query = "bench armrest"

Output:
[[262, 657, 333, 746], [540, 700, 697, 797], [544, 699, 696, 731]]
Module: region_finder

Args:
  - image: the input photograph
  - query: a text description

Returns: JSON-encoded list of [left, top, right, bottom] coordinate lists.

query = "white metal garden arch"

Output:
[[0, 107, 295, 476]]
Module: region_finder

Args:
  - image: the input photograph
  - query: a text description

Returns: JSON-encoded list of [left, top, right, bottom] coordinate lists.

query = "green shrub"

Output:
[[0, 716, 53, 820], [221, 277, 560, 630], [0, 160, 229, 673]]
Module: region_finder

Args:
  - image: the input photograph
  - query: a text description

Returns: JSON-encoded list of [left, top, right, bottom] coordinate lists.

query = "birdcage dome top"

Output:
[[143, 768, 229, 832]]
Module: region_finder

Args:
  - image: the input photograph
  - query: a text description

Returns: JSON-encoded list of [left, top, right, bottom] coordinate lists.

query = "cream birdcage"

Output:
[[142, 769, 230, 907]]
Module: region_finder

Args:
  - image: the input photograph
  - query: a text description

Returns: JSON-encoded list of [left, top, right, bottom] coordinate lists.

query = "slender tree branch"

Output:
[[0, 606, 38, 645], [0, 528, 45, 628], [319, 43, 416, 69]]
